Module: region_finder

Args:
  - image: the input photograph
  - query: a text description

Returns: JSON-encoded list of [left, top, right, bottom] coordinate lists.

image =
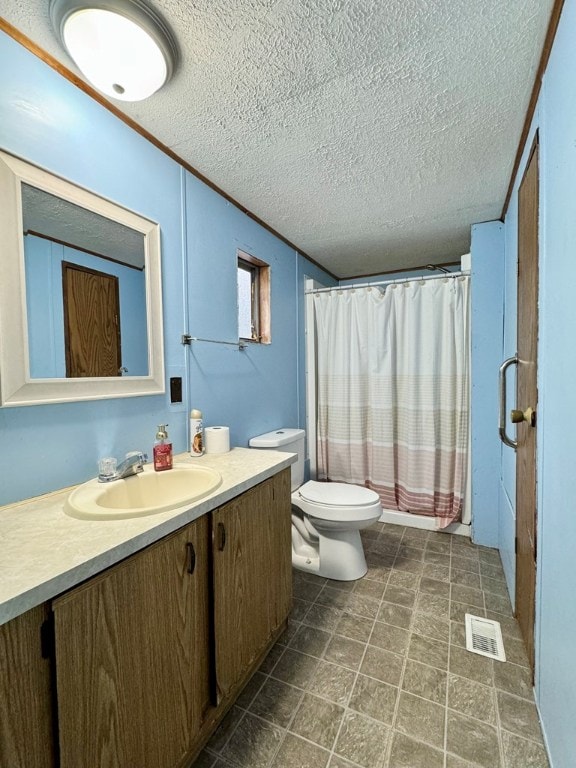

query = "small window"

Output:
[[237, 251, 270, 343]]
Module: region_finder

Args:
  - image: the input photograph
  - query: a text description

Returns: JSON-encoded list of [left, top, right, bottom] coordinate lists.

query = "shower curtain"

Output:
[[314, 276, 469, 528]]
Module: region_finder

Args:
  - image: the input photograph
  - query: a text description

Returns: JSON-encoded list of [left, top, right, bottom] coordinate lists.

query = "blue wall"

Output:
[[339, 265, 462, 287], [469, 222, 505, 549], [532, 0, 576, 762], [183, 173, 325, 448], [0, 31, 333, 506]]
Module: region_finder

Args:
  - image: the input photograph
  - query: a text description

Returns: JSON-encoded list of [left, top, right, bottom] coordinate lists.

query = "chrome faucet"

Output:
[[98, 451, 148, 483]]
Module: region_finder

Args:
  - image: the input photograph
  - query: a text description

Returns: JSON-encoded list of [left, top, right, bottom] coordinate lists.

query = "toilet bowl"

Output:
[[248, 429, 382, 581]]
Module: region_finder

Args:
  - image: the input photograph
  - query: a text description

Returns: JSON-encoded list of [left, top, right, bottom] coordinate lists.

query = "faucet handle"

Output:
[[98, 456, 118, 479]]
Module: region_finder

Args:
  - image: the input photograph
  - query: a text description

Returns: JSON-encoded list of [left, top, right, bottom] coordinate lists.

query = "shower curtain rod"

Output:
[[305, 270, 469, 295]]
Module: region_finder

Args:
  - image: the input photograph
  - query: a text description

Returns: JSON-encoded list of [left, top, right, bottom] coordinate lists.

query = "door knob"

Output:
[[510, 407, 536, 427]]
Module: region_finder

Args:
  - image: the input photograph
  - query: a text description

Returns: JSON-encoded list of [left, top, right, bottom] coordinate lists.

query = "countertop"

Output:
[[0, 447, 295, 626]]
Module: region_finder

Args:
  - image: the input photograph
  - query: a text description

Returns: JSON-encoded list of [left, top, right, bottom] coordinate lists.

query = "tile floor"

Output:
[[192, 522, 549, 768]]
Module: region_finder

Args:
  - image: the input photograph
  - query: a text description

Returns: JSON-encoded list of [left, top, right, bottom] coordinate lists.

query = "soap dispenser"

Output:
[[153, 424, 173, 472]]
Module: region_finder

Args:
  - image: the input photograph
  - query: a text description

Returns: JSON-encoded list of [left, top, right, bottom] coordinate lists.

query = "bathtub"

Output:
[[378, 507, 471, 537]]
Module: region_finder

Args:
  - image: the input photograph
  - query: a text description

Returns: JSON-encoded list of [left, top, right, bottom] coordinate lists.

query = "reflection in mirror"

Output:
[[0, 150, 165, 406], [22, 184, 148, 378]]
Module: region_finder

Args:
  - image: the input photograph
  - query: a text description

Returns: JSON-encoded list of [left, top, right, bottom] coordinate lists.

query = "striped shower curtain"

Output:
[[315, 276, 470, 528]]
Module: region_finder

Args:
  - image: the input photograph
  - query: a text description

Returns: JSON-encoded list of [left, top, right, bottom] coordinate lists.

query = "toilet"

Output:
[[248, 428, 382, 581]]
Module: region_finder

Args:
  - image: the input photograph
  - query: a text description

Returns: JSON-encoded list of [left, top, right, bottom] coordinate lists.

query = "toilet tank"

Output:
[[248, 428, 305, 491]]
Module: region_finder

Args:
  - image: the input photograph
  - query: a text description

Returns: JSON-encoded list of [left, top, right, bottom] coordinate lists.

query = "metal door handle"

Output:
[[499, 355, 518, 449]]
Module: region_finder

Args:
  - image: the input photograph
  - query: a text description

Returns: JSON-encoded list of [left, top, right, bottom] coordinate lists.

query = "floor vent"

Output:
[[465, 614, 506, 662]]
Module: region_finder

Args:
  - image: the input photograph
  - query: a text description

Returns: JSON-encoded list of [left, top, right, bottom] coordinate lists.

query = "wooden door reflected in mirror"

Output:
[[62, 262, 122, 378]]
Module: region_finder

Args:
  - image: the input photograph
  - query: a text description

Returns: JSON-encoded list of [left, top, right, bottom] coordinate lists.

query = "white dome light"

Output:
[[50, 0, 178, 102]]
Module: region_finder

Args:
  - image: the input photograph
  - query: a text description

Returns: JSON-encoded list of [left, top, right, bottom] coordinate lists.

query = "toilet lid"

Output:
[[299, 481, 379, 507]]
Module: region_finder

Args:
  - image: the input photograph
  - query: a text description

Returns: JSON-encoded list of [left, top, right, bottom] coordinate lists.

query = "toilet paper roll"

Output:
[[204, 426, 230, 454]]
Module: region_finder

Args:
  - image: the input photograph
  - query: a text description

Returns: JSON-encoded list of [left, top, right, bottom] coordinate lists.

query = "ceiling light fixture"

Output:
[[50, 0, 178, 102]]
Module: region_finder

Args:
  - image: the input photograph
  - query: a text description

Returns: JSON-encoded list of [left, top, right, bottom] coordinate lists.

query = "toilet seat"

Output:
[[299, 480, 379, 507], [293, 481, 381, 523]]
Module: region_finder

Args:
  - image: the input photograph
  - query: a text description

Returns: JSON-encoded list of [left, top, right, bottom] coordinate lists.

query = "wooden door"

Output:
[[0, 604, 56, 768], [212, 470, 292, 700], [62, 262, 121, 377], [515, 136, 539, 673], [53, 517, 210, 768]]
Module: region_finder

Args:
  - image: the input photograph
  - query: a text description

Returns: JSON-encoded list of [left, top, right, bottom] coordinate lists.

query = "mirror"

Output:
[[23, 185, 149, 379], [0, 150, 165, 406]]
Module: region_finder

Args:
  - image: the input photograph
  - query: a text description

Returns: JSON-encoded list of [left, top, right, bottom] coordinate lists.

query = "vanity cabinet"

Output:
[[48, 467, 291, 768], [0, 603, 55, 768], [53, 516, 210, 768]]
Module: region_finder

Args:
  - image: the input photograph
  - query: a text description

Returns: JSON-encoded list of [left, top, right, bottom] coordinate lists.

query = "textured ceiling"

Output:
[[23, 185, 145, 268], [0, 0, 555, 277]]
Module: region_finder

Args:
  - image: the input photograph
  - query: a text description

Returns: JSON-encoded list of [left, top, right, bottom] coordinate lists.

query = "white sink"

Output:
[[65, 463, 222, 520]]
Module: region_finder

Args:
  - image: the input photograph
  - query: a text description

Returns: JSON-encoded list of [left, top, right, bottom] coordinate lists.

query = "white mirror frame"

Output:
[[0, 150, 165, 406]]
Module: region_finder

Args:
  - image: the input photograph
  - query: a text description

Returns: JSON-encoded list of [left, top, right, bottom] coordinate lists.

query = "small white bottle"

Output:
[[190, 409, 204, 456]]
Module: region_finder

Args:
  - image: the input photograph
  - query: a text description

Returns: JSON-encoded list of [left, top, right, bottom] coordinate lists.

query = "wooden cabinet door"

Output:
[[212, 469, 292, 700], [0, 604, 56, 768], [53, 517, 210, 768]]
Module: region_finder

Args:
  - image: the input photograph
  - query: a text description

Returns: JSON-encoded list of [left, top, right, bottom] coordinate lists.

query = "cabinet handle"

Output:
[[186, 542, 196, 575], [217, 522, 226, 551]]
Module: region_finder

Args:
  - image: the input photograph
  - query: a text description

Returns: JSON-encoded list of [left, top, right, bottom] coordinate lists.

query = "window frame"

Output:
[[237, 250, 270, 344]]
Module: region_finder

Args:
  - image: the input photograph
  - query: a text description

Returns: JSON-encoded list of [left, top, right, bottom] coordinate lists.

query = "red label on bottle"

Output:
[[154, 443, 173, 471]]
